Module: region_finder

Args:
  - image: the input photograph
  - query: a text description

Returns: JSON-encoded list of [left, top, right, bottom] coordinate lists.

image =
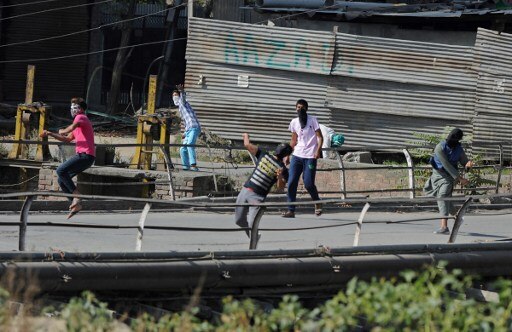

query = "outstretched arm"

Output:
[[40, 129, 74, 143], [243, 133, 258, 156]]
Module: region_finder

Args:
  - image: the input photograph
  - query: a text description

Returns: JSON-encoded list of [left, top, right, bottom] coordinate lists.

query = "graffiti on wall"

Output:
[[223, 32, 334, 74]]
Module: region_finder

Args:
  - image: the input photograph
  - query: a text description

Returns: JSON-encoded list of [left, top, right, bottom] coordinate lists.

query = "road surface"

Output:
[[0, 207, 510, 252]]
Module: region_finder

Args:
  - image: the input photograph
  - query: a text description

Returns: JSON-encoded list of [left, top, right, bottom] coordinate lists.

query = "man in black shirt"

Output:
[[235, 133, 292, 239]]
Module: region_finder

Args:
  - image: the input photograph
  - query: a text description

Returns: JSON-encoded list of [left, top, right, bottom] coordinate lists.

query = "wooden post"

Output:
[[25, 65, 35, 104], [8, 65, 35, 159], [131, 75, 157, 171]]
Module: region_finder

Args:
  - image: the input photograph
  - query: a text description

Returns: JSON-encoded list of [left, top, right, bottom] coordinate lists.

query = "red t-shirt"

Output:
[[73, 114, 95, 157]]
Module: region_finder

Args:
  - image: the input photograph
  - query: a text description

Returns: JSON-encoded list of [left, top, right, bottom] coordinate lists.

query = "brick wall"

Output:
[[19, 163, 512, 201]]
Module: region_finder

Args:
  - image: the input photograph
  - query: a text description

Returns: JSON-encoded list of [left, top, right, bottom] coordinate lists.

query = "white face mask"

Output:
[[70, 103, 81, 117], [172, 96, 180, 105]]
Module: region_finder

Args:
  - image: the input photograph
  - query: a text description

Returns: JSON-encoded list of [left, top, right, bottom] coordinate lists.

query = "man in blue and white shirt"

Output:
[[173, 84, 201, 171]]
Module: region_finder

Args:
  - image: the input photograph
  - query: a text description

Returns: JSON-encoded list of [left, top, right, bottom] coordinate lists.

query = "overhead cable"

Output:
[[0, 38, 188, 63], [0, 0, 114, 22], [0, 0, 72, 8], [0, 4, 184, 49], [0, 2, 338, 63]]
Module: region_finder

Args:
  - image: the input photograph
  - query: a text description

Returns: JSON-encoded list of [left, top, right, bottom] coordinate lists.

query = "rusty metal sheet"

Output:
[[472, 28, 512, 158], [330, 108, 472, 148], [184, 60, 329, 143], [326, 76, 474, 120], [332, 32, 476, 89], [187, 17, 335, 75]]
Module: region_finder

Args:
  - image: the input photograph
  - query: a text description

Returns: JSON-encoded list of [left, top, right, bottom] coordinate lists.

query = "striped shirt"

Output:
[[176, 91, 200, 130], [244, 149, 288, 196]]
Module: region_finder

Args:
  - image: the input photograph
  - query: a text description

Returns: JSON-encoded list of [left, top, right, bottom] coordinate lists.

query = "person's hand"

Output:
[[58, 128, 66, 135], [458, 177, 470, 186], [276, 168, 283, 178], [283, 155, 290, 166], [176, 84, 184, 91], [314, 150, 322, 159], [242, 133, 249, 141], [181, 133, 185, 140], [39, 130, 49, 138], [465, 160, 474, 169]]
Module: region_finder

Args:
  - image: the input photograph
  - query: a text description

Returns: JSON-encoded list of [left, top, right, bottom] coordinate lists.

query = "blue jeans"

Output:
[[56, 153, 95, 200], [287, 155, 320, 212], [180, 127, 200, 168]]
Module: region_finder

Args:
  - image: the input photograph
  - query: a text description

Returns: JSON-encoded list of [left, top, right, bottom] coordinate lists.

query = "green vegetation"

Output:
[[1, 266, 512, 330]]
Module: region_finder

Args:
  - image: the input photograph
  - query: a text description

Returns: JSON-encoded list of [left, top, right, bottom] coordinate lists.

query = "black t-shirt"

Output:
[[244, 149, 289, 196]]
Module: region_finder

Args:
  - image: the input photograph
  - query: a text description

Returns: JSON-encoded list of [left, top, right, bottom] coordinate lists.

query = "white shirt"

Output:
[[288, 115, 320, 159], [319, 124, 335, 158]]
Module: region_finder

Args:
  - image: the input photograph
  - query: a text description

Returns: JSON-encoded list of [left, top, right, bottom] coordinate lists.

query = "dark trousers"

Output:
[[287, 155, 320, 212], [56, 153, 95, 200]]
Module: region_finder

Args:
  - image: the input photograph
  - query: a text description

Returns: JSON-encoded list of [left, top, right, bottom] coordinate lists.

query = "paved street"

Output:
[[0, 208, 510, 252]]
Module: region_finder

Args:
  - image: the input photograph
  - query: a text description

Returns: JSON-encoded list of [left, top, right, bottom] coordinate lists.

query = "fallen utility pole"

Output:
[[2, 242, 512, 295]]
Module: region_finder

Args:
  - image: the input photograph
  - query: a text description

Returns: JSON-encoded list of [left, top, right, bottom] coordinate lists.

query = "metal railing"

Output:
[[2, 190, 511, 252], [1, 139, 510, 200]]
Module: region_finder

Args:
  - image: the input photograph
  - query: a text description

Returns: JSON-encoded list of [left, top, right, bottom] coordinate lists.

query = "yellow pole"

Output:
[[9, 65, 35, 159]]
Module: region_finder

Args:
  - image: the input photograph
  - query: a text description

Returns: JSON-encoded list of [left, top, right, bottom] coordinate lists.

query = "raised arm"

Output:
[[243, 133, 258, 156]]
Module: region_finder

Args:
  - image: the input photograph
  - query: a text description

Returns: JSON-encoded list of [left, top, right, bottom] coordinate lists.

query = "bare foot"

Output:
[[67, 204, 82, 220], [69, 198, 81, 210]]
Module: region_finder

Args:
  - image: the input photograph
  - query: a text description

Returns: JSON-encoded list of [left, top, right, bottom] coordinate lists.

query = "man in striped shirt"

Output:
[[172, 84, 201, 171], [235, 133, 293, 240]]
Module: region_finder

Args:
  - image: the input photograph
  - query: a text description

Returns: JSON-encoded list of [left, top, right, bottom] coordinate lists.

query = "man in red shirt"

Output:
[[40, 97, 96, 219]]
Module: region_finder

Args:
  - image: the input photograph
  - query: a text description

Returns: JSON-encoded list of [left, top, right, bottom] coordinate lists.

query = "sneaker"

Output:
[[282, 211, 295, 218], [190, 166, 199, 171], [433, 227, 450, 235]]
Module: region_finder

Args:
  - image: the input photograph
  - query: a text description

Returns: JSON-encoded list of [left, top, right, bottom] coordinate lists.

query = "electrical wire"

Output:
[[0, 38, 188, 64], [0, 0, 114, 22], [0, 4, 185, 49], [0, 0, 73, 8], [0, 2, 339, 63]]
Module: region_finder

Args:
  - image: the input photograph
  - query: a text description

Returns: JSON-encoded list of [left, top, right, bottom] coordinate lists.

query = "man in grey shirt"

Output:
[[424, 128, 473, 234]]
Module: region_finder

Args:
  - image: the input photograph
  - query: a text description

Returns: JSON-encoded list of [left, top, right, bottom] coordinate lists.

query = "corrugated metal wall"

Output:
[[185, 18, 509, 157], [185, 18, 333, 142], [332, 33, 475, 88], [1, 0, 90, 103], [328, 31, 476, 147], [187, 18, 335, 75], [473, 28, 512, 159]]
